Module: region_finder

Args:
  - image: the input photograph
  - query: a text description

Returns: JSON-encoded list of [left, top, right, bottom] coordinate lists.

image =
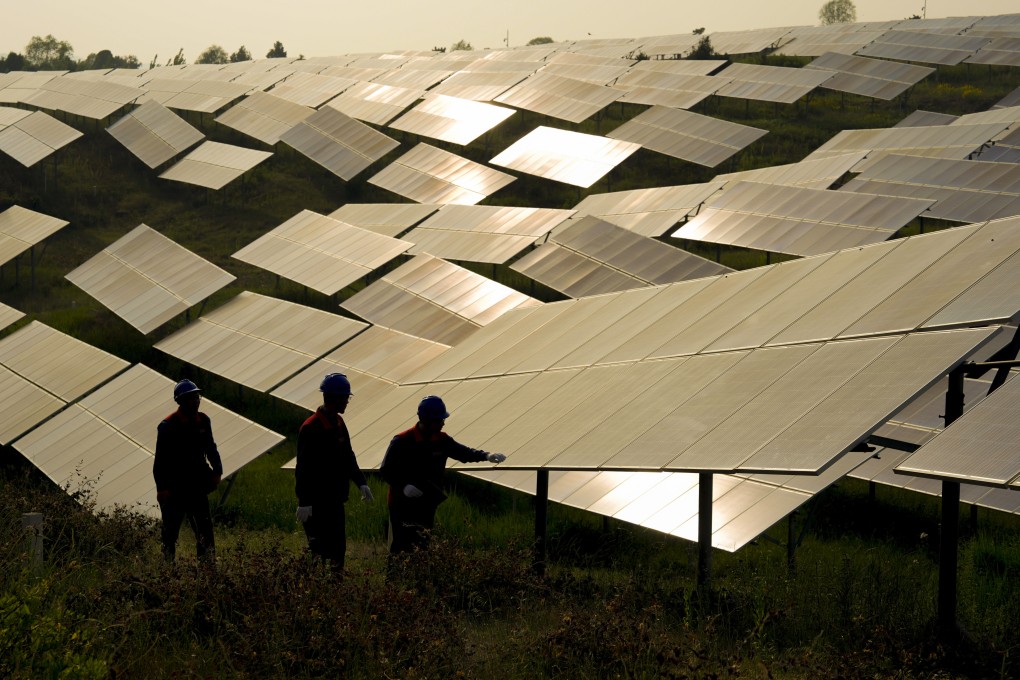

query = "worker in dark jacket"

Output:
[[295, 373, 373, 570], [153, 379, 222, 562], [380, 395, 506, 555]]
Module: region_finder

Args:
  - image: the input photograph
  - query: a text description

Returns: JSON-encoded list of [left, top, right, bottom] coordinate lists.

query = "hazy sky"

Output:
[[2, 1, 1017, 64]]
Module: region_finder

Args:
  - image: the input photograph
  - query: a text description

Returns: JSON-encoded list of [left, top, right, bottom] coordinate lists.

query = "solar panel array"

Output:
[[388, 94, 515, 146], [158, 141, 273, 189], [0, 206, 69, 267], [155, 291, 368, 392], [494, 72, 624, 123], [806, 52, 934, 100], [0, 110, 83, 166], [511, 216, 732, 297], [66, 225, 236, 334], [106, 100, 204, 168], [325, 81, 424, 126], [369, 143, 515, 205], [340, 254, 542, 345], [279, 106, 398, 181], [13, 364, 284, 517], [856, 29, 991, 66], [401, 204, 573, 264], [673, 181, 934, 256], [841, 154, 1020, 224], [0, 321, 128, 444], [490, 126, 640, 189], [232, 209, 412, 294], [607, 106, 767, 167], [214, 91, 314, 145], [713, 62, 835, 104], [572, 181, 726, 237], [328, 203, 439, 238]]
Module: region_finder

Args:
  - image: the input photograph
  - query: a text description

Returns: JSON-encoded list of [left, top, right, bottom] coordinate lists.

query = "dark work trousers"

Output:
[[159, 492, 214, 561], [303, 505, 346, 570], [388, 499, 438, 555]]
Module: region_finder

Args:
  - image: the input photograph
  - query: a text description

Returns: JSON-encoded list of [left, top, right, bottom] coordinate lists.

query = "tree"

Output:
[[686, 35, 718, 60], [692, 27, 706, 35], [196, 45, 228, 64], [24, 34, 74, 70], [526, 36, 554, 45], [266, 41, 287, 58], [168, 48, 186, 66], [230, 45, 252, 63], [819, 0, 857, 25], [1, 51, 25, 72], [450, 39, 473, 52]]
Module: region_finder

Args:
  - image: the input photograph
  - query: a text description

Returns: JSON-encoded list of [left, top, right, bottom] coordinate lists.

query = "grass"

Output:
[[4, 461, 1020, 678]]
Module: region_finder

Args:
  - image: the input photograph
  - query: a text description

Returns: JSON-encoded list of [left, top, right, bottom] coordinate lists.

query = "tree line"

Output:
[[0, 35, 291, 72]]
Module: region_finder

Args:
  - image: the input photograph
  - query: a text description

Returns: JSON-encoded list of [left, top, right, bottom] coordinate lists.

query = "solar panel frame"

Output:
[[489, 126, 640, 189]]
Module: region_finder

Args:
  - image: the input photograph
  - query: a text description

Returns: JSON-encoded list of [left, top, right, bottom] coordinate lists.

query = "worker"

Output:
[[295, 372, 373, 570], [153, 379, 222, 562], [380, 395, 506, 555]]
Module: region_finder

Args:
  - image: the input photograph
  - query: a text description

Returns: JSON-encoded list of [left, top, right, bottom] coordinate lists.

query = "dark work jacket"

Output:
[[380, 424, 488, 506], [295, 407, 368, 509], [153, 410, 223, 495]]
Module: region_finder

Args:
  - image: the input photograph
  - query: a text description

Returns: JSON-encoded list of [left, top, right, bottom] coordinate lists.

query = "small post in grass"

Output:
[[534, 469, 549, 577], [22, 512, 44, 574]]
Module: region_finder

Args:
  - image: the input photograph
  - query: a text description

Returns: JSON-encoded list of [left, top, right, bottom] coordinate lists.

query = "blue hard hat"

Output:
[[173, 379, 200, 402], [320, 372, 352, 396], [417, 395, 449, 420]]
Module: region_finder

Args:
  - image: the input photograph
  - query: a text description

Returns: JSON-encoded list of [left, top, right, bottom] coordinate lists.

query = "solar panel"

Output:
[[0, 205, 69, 267], [494, 72, 625, 123], [708, 27, 797, 55], [511, 216, 731, 297], [269, 71, 358, 108], [278, 106, 399, 181], [805, 52, 934, 100], [537, 61, 633, 86], [772, 25, 887, 57], [489, 126, 640, 189], [894, 110, 959, 127], [607, 106, 767, 167], [672, 181, 934, 257], [713, 62, 834, 104], [803, 122, 1009, 165], [570, 182, 722, 237], [324, 81, 424, 126], [0, 321, 128, 444], [158, 141, 272, 190], [214, 91, 314, 145], [270, 325, 451, 411], [0, 302, 22, 331], [427, 70, 529, 102], [856, 29, 990, 66], [715, 152, 867, 190], [340, 253, 541, 345], [12, 364, 284, 516], [0, 110, 83, 166], [613, 71, 730, 109], [841, 154, 1020, 224], [327, 203, 439, 238], [369, 143, 515, 205], [401, 204, 573, 264], [388, 94, 515, 146], [155, 291, 368, 392], [66, 224, 236, 334], [232, 209, 412, 294], [143, 78, 252, 114], [107, 100, 204, 168]]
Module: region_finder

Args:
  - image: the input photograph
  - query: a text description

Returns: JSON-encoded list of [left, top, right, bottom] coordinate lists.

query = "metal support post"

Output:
[[937, 366, 966, 638], [22, 513, 44, 574], [787, 510, 797, 574], [698, 472, 713, 589], [534, 469, 549, 576]]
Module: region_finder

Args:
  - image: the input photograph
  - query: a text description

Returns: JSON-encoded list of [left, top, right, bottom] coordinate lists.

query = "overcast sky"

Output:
[[2, 1, 1017, 65]]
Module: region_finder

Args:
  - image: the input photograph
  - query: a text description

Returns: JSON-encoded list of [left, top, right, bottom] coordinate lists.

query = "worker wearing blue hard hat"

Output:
[[294, 373, 374, 571], [380, 394, 506, 556], [153, 379, 223, 562]]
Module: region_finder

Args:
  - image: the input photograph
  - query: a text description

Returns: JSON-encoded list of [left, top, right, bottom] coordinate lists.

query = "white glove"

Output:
[[360, 485, 374, 502], [296, 506, 312, 523], [403, 484, 423, 498], [486, 452, 506, 464]]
